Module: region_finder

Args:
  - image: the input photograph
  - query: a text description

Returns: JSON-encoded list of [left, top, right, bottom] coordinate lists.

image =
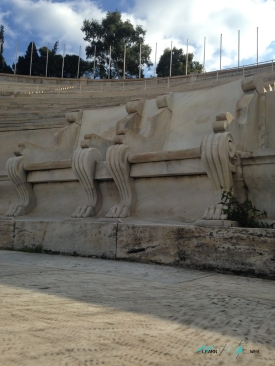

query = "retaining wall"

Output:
[[1, 219, 274, 278]]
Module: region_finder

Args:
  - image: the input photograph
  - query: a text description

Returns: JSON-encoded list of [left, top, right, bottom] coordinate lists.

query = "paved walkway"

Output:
[[0, 250, 274, 366]]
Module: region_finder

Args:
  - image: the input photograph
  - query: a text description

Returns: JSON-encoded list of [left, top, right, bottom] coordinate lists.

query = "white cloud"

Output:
[[1, 0, 275, 72], [131, 0, 275, 71], [0, 9, 17, 48], [2, 0, 105, 57]]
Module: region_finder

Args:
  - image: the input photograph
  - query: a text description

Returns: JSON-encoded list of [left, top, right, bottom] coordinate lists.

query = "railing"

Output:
[[0, 59, 275, 96], [76, 59, 275, 95]]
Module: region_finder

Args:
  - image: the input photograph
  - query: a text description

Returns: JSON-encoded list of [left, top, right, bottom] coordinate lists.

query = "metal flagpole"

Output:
[[154, 43, 157, 77], [45, 43, 49, 77], [220, 34, 222, 70], [108, 46, 111, 79], [203, 37, 206, 71], [238, 30, 240, 68], [123, 44, 126, 79], [61, 44, 65, 78], [169, 41, 173, 77], [257, 27, 258, 65], [29, 41, 33, 76], [77, 46, 81, 79], [14, 41, 18, 75], [139, 43, 141, 78], [185, 39, 188, 76], [93, 45, 96, 79]]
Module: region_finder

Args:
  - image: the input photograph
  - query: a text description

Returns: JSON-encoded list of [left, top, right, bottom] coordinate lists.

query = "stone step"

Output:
[[1, 114, 64, 121], [0, 117, 67, 132], [0, 102, 122, 115]]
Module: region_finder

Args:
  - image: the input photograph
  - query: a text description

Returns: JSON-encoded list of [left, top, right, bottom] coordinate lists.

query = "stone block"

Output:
[[13, 220, 117, 258], [117, 224, 275, 277], [0, 219, 14, 249], [194, 219, 238, 227], [117, 224, 180, 265]]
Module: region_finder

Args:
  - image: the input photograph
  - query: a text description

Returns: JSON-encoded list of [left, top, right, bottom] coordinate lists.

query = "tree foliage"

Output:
[[156, 47, 203, 77], [16, 42, 41, 76], [0, 25, 13, 74], [0, 25, 3, 55], [81, 11, 152, 78], [14, 41, 92, 78]]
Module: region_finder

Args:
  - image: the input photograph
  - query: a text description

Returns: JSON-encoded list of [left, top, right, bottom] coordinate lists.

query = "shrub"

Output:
[[220, 188, 274, 228]]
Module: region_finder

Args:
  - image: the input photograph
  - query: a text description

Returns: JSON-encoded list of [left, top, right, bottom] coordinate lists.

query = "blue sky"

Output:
[[1, 0, 275, 75]]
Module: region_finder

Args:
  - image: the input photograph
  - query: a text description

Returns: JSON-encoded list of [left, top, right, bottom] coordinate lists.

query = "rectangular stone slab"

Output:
[[13, 220, 117, 259], [27, 168, 77, 183], [0, 220, 14, 249], [130, 158, 206, 178], [116, 223, 275, 277], [1, 219, 275, 277], [26, 158, 206, 183]]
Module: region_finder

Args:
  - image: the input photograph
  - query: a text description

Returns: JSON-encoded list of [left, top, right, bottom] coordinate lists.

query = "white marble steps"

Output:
[[0, 117, 67, 132]]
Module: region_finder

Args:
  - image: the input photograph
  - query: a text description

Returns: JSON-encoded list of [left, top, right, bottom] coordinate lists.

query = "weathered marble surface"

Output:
[[76, 106, 127, 145], [0, 179, 19, 215], [2, 75, 275, 223], [0, 219, 13, 249], [163, 79, 243, 151], [0, 128, 59, 175], [13, 220, 117, 258], [133, 175, 217, 222], [116, 223, 275, 277], [263, 89, 275, 148], [242, 149, 275, 219], [6, 175, 216, 222]]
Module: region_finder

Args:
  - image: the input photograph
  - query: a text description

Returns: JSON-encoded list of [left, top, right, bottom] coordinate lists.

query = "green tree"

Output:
[[81, 10, 152, 79], [15, 41, 92, 78], [62, 54, 92, 78], [156, 47, 203, 77], [0, 25, 3, 55], [16, 42, 43, 76], [0, 25, 13, 74], [39, 42, 62, 77]]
